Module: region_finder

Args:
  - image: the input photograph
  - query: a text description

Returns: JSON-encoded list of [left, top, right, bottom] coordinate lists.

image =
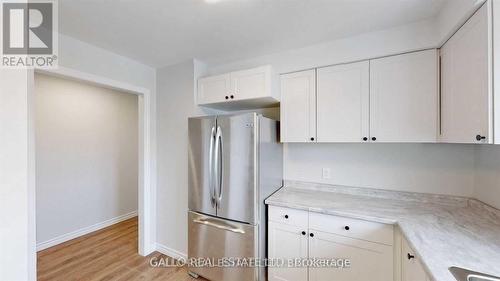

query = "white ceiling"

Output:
[[59, 0, 447, 68]]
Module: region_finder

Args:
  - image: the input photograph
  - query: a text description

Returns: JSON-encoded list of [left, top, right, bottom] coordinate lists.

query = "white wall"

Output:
[[155, 60, 217, 257], [0, 69, 35, 281], [59, 33, 156, 90], [35, 73, 138, 245], [207, 19, 437, 75], [285, 143, 476, 196], [474, 146, 500, 209], [206, 1, 486, 75]]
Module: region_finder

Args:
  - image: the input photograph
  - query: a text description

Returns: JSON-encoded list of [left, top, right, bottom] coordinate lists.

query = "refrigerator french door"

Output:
[[188, 112, 283, 281]]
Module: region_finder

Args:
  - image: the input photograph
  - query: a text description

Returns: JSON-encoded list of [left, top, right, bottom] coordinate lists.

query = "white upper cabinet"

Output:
[[280, 50, 438, 143], [370, 49, 439, 143], [317, 61, 370, 142], [230, 66, 271, 100], [197, 73, 231, 105], [440, 3, 491, 144], [197, 65, 279, 110], [280, 70, 317, 143]]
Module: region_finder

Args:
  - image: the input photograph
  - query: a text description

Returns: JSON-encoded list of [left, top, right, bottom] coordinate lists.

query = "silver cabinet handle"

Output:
[[193, 218, 245, 234], [208, 126, 216, 207]]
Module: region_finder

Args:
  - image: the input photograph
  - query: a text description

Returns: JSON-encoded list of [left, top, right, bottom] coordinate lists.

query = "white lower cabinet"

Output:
[[268, 206, 395, 281], [268, 222, 308, 281], [401, 237, 431, 281]]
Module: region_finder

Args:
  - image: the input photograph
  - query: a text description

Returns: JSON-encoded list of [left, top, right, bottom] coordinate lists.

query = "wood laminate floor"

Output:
[[37, 217, 206, 281]]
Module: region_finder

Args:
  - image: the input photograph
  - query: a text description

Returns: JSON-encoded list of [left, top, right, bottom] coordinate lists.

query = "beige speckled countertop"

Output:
[[265, 181, 500, 281]]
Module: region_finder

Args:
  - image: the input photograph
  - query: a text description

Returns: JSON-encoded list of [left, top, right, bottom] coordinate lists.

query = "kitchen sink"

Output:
[[450, 267, 500, 281]]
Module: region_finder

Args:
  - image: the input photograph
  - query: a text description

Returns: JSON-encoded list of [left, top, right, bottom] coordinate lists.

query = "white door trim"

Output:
[[29, 66, 156, 257]]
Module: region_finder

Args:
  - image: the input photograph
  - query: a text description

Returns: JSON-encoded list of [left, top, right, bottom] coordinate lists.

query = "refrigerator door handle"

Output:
[[215, 126, 223, 207], [208, 126, 216, 207], [192, 217, 245, 234]]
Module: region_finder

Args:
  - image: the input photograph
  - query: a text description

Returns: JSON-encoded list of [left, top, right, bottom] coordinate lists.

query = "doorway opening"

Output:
[[30, 67, 155, 279]]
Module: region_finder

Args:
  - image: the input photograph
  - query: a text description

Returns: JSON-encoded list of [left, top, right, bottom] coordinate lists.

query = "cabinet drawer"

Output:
[[309, 230, 393, 281], [268, 206, 308, 227], [309, 212, 393, 245]]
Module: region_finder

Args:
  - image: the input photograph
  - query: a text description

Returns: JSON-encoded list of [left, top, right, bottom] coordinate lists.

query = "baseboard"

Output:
[[155, 243, 187, 260], [36, 210, 138, 251]]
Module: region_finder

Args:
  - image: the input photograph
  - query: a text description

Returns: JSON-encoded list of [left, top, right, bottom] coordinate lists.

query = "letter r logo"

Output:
[[2, 2, 53, 55]]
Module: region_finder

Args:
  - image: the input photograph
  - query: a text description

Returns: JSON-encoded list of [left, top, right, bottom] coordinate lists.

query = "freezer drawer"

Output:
[[188, 211, 258, 281]]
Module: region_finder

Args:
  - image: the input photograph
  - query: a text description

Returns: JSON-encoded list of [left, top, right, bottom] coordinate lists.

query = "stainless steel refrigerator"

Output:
[[188, 112, 283, 281]]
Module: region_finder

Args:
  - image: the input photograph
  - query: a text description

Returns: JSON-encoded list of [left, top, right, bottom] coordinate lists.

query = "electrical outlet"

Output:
[[322, 168, 331, 179]]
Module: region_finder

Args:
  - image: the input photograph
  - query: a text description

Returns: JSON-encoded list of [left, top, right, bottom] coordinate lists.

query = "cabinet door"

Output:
[[440, 4, 491, 144], [280, 70, 317, 142], [197, 73, 231, 104], [401, 238, 428, 281], [268, 222, 309, 281], [317, 61, 370, 142], [370, 50, 438, 142], [309, 230, 393, 281], [230, 65, 271, 101]]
